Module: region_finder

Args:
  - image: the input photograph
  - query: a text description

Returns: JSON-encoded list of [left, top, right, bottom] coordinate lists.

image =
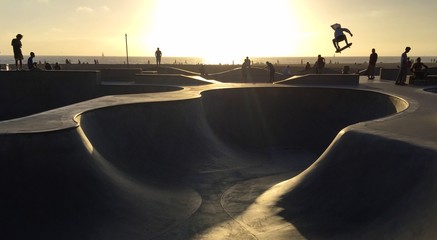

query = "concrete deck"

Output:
[[1, 69, 437, 239]]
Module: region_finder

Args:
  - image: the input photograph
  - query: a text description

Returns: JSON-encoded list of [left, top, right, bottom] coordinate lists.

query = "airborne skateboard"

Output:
[[335, 43, 352, 53]]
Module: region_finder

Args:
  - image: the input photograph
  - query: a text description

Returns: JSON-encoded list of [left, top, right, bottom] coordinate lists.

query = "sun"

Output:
[[143, 0, 304, 63]]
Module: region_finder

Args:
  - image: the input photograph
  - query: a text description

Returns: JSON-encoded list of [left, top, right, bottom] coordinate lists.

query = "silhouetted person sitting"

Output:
[[305, 62, 311, 70], [27, 52, 41, 71], [411, 57, 428, 80], [45, 62, 52, 70], [54, 62, 61, 70]]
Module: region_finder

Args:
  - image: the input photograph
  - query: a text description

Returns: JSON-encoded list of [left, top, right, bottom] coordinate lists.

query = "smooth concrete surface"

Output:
[[135, 74, 220, 86], [381, 67, 437, 84], [0, 71, 180, 120], [275, 74, 359, 85], [207, 67, 288, 83], [1, 67, 437, 239], [99, 68, 143, 83], [380, 68, 400, 81]]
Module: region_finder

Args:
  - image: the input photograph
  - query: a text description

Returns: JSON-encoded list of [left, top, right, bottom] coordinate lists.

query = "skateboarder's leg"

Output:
[[332, 39, 339, 50], [344, 37, 349, 45]]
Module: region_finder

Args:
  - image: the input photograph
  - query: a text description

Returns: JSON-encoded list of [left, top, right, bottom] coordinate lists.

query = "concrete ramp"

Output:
[[276, 74, 359, 85], [135, 74, 219, 86], [208, 67, 287, 83], [273, 129, 437, 239], [1, 85, 419, 239], [0, 128, 201, 240], [0, 71, 179, 121]]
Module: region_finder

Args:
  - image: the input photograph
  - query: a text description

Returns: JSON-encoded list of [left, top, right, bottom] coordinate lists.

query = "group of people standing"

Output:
[[394, 46, 429, 85]]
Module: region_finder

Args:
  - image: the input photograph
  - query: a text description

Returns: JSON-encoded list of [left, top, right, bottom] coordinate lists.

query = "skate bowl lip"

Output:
[[0, 84, 410, 135], [73, 85, 410, 188], [75, 85, 410, 132]]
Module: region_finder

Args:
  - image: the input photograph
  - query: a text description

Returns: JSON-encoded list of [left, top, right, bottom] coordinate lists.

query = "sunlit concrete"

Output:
[[1, 67, 437, 239]]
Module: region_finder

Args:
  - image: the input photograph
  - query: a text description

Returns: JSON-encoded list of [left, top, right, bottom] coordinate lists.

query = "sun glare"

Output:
[[144, 0, 303, 63]]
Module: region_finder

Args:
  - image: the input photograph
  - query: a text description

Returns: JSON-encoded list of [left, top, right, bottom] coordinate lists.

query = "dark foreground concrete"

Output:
[[0, 67, 437, 239]]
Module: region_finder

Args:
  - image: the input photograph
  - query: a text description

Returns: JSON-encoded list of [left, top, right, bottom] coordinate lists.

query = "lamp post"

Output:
[[125, 33, 129, 65]]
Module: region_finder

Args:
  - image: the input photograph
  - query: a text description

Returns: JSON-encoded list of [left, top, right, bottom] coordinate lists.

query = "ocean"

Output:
[[1, 55, 437, 66]]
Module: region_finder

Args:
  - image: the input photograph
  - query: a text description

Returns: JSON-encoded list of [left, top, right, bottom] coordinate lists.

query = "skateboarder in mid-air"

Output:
[[331, 23, 353, 52]]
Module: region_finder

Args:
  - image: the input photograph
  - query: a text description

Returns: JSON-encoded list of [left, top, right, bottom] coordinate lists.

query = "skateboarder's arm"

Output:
[[342, 28, 353, 37]]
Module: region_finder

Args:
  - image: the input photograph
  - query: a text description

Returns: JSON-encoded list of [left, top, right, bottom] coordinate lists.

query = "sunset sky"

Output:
[[1, 0, 437, 62]]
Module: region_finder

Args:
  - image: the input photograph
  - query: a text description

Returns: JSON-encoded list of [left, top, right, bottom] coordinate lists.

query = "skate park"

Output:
[[1, 66, 437, 239]]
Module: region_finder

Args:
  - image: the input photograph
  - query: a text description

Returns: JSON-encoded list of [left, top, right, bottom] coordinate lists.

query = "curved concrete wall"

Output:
[[275, 129, 437, 239], [0, 86, 414, 239], [201, 87, 406, 153], [78, 87, 407, 180], [0, 124, 200, 240]]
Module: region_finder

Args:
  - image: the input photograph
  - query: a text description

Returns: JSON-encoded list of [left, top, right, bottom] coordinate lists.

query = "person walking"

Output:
[[395, 46, 411, 85], [11, 34, 24, 71], [367, 48, 378, 79]]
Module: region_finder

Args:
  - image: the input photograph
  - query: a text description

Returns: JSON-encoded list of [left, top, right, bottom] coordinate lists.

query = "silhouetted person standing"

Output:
[[155, 47, 162, 66], [266, 61, 275, 83], [367, 48, 378, 79], [395, 46, 411, 85], [315, 54, 325, 74], [242, 57, 251, 82], [244, 56, 251, 68], [199, 64, 206, 76], [11, 34, 23, 71]]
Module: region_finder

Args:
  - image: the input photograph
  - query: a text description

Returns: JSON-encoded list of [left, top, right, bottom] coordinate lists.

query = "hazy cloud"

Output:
[[101, 6, 110, 12], [76, 6, 94, 13]]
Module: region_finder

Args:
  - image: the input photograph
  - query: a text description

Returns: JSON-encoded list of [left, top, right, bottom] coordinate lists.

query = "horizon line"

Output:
[[2, 54, 437, 58]]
